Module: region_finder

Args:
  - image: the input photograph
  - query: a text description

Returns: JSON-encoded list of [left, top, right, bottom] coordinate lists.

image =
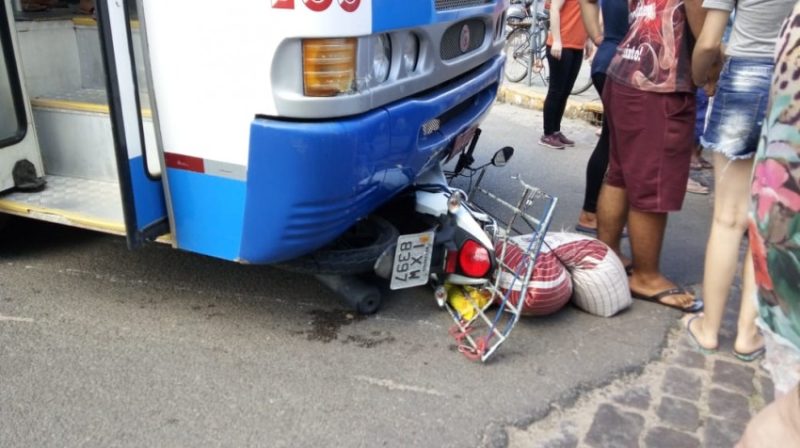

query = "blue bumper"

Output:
[[236, 55, 503, 264]]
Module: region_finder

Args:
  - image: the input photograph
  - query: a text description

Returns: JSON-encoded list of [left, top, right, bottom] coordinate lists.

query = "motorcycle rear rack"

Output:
[[443, 175, 557, 362]]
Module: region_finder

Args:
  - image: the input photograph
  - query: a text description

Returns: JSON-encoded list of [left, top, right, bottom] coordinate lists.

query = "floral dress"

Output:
[[748, 0, 800, 394]]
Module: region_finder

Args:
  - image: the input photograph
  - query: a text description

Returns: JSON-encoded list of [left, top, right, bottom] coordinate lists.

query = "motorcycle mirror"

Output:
[[491, 146, 514, 167]]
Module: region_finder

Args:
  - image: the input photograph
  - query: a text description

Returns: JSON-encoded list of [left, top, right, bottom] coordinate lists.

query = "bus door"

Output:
[[0, 0, 44, 194], [97, 0, 169, 247]]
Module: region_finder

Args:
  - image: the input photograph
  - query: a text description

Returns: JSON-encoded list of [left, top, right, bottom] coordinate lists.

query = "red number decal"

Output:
[[272, 0, 295, 9], [303, 0, 333, 11], [338, 0, 360, 12]]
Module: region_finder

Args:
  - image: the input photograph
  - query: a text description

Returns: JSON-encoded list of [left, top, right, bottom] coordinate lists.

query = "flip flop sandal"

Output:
[[684, 315, 718, 355], [732, 346, 765, 362], [631, 287, 704, 313], [574, 224, 597, 236]]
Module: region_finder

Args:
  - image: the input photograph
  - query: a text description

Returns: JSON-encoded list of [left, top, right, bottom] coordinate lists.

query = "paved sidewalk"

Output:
[[506, 311, 772, 447]]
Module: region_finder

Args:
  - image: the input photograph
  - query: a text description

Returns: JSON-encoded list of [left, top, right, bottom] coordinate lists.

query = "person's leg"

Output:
[[579, 73, 609, 229], [556, 49, 584, 125], [542, 48, 569, 136], [627, 209, 695, 308], [689, 154, 758, 349], [734, 248, 762, 355], [597, 184, 627, 256], [596, 80, 629, 262], [624, 89, 695, 309]]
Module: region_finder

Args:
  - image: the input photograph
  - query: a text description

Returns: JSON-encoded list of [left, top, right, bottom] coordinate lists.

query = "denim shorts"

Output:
[[701, 57, 774, 160]]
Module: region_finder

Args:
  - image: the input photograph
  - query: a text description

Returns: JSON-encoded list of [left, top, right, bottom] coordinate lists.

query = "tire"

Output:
[[571, 45, 594, 95], [504, 27, 530, 83], [277, 216, 399, 275], [315, 274, 383, 315]]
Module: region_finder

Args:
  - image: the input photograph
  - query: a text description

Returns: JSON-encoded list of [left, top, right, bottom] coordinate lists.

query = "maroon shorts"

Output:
[[602, 79, 696, 213]]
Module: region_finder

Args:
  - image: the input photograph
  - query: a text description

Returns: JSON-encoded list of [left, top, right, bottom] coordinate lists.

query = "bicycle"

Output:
[[504, 0, 593, 95]]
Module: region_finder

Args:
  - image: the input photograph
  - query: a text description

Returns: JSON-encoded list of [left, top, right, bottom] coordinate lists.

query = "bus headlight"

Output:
[[302, 38, 357, 97], [402, 34, 419, 73], [371, 34, 391, 82]]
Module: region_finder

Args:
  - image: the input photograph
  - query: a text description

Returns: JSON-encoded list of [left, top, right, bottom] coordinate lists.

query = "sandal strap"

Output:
[[649, 287, 690, 301]]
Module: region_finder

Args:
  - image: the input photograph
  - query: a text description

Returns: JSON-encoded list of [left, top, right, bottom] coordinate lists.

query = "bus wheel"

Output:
[[277, 216, 398, 276]]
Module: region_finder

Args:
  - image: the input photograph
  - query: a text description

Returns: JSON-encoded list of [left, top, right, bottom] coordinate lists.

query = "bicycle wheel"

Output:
[[571, 77, 593, 95], [570, 44, 595, 95], [504, 27, 530, 83]]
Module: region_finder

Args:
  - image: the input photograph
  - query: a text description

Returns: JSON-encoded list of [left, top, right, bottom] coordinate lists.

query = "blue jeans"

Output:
[[701, 57, 773, 160]]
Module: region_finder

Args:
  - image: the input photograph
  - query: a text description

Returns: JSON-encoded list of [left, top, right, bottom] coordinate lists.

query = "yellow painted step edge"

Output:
[[0, 199, 126, 235], [0, 199, 175, 244], [72, 17, 140, 29], [31, 97, 152, 119]]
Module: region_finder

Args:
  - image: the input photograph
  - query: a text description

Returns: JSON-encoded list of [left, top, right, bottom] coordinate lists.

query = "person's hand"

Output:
[[550, 41, 563, 60], [704, 53, 723, 97], [584, 39, 596, 61]]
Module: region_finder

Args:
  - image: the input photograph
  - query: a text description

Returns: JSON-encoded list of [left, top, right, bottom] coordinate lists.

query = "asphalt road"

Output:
[[0, 104, 712, 447]]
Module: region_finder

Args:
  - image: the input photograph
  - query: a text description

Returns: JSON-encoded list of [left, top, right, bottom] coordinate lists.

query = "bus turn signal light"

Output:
[[302, 38, 357, 97]]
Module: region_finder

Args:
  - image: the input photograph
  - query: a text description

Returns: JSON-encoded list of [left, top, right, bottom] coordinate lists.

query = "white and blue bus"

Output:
[[0, 0, 508, 309]]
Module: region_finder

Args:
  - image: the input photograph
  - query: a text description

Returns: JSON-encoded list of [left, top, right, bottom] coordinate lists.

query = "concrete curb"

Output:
[[497, 83, 604, 126]]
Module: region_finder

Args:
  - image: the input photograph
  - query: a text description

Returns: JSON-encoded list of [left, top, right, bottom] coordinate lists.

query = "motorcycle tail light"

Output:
[[458, 240, 491, 278], [302, 38, 357, 97], [445, 249, 459, 274]]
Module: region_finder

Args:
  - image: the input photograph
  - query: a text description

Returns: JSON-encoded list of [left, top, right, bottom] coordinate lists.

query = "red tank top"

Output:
[[546, 0, 589, 50]]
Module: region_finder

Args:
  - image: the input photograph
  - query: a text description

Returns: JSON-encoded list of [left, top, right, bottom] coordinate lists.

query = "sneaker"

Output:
[[555, 132, 575, 147], [539, 134, 565, 150]]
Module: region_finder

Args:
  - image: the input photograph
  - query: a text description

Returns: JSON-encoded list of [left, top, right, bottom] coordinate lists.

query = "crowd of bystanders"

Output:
[[543, 0, 800, 443]]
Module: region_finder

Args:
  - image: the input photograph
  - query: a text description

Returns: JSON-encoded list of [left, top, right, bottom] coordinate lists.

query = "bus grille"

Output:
[[435, 0, 493, 10], [440, 19, 485, 60]]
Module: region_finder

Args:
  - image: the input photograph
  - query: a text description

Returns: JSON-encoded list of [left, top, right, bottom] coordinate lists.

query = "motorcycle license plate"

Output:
[[446, 126, 477, 162], [390, 231, 435, 290]]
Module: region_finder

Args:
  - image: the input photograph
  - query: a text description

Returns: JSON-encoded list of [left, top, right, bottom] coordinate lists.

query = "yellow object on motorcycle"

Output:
[[445, 283, 491, 321]]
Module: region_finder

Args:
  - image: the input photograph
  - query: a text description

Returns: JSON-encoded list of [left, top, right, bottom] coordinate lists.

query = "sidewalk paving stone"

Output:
[[584, 404, 644, 448], [708, 388, 752, 424], [661, 367, 702, 400], [656, 396, 700, 432], [644, 426, 700, 448], [704, 417, 747, 448], [713, 359, 756, 395]]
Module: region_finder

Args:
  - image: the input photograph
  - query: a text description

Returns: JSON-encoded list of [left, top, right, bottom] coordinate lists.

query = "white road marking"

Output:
[[354, 375, 444, 396], [0, 314, 35, 323]]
